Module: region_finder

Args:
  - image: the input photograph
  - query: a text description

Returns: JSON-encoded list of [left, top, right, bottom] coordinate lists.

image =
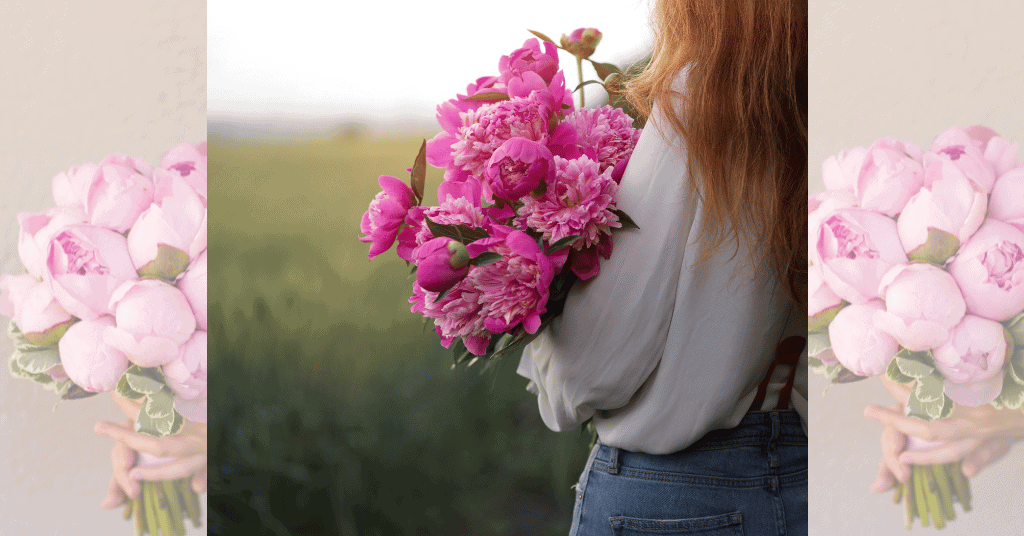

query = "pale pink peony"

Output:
[[58, 316, 130, 392], [177, 249, 207, 331], [813, 208, 908, 304], [948, 218, 1024, 321], [928, 126, 996, 193], [103, 279, 196, 367], [808, 266, 843, 324], [162, 330, 207, 400], [85, 154, 155, 233], [856, 138, 925, 216], [873, 264, 965, 351], [987, 167, 1024, 232], [829, 299, 899, 377], [52, 162, 99, 211], [18, 207, 87, 279], [561, 106, 641, 177], [933, 315, 1009, 407], [982, 135, 1022, 178], [896, 160, 987, 259], [807, 189, 857, 268], [157, 142, 207, 204], [466, 229, 554, 335], [822, 146, 867, 191], [45, 224, 138, 321], [0, 274, 75, 346], [127, 175, 207, 276], [359, 175, 415, 259]]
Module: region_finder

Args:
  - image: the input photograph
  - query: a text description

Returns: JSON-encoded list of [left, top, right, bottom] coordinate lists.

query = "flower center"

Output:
[[938, 145, 966, 161], [498, 157, 529, 186], [170, 161, 196, 177], [826, 216, 878, 260], [981, 241, 1024, 290], [56, 232, 108, 276]]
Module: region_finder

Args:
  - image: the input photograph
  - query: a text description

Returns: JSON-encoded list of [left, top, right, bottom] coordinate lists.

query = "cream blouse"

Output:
[[517, 99, 808, 455]]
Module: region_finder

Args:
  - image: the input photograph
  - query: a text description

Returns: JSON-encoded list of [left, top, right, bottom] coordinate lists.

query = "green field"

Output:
[[209, 131, 591, 535]]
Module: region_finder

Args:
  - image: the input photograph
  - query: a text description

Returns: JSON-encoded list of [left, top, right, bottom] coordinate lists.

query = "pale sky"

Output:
[[209, 0, 654, 122]]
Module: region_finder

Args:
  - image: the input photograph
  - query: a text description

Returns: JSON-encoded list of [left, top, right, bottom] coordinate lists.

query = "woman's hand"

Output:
[[865, 377, 1024, 482]]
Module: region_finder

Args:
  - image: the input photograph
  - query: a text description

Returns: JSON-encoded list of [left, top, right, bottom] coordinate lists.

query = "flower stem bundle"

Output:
[[127, 479, 202, 536], [897, 463, 971, 530]]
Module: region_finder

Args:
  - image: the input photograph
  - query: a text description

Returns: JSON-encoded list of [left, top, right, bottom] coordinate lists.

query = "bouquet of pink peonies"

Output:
[[1, 143, 207, 535], [360, 28, 640, 365], [809, 125, 1024, 529]]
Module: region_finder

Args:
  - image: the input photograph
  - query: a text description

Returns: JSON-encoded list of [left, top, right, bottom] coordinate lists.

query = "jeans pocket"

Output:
[[609, 512, 743, 536]]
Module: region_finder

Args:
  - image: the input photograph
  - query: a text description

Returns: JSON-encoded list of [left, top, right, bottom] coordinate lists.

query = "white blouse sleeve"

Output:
[[516, 105, 696, 432]]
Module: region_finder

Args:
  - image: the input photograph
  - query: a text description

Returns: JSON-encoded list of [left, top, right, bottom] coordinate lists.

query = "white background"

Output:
[[810, 1, 1024, 534], [0, 2, 206, 533]]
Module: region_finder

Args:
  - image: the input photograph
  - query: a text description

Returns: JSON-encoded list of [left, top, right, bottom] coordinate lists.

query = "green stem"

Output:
[[923, 467, 946, 529], [155, 483, 174, 536], [576, 56, 585, 109], [914, 466, 930, 528], [932, 465, 956, 521], [903, 480, 915, 531], [143, 482, 159, 536], [162, 480, 186, 536]]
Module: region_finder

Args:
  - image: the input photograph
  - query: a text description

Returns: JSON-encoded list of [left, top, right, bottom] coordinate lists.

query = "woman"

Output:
[[517, 1, 808, 534]]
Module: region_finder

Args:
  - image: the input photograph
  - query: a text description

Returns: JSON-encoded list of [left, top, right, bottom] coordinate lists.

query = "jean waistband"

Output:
[[593, 410, 806, 470]]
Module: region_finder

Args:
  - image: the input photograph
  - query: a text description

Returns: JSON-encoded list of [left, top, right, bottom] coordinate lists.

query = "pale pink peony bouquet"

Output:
[[360, 29, 640, 364], [1, 142, 207, 534], [809, 125, 1024, 529]]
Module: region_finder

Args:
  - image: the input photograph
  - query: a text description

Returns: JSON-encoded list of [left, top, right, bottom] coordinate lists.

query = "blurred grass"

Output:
[[208, 132, 591, 535]]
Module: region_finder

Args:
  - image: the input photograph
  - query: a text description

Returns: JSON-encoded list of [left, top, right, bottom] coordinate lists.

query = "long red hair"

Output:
[[626, 0, 807, 310]]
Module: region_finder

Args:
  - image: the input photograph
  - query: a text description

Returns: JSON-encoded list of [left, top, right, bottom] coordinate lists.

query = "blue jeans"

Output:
[[569, 410, 807, 535]]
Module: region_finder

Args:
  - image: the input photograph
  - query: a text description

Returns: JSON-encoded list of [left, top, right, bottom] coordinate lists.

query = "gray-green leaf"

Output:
[[124, 365, 168, 395], [15, 347, 61, 374]]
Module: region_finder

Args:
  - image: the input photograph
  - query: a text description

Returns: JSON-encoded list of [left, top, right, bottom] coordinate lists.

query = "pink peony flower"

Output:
[[52, 162, 99, 211], [896, 160, 987, 260], [561, 28, 602, 59], [396, 180, 487, 262], [807, 189, 857, 268], [484, 137, 552, 200], [828, 299, 900, 377], [808, 266, 843, 330], [359, 175, 415, 259], [822, 146, 867, 191], [561, 106, 641, 178], [410, 280, 492, 355], [813, 208, 908, 304], [58, 316, 130, 393], [127, 175, 207, 278], [467, 229, 554, 335], [928, 126, 996, 193], [982, 135, 1022, 178], [948, 218, 1024, 321], [157, 142, 207, 204], [499, 38, 559, 86], [18, 207, 87, 279], [177, 249, 207, 331], [162, 330, 207, 400], [0, 274, 75, 346], [415, 237, 471, 294], [103, 279, 196, 367], [45, 224, 138, 321], [987, 167, 1024, 232], [855, 138, 925, 216], [85, 154, 155, 233], [873, 264, 965, 351], [933, 314, 1009, 407]]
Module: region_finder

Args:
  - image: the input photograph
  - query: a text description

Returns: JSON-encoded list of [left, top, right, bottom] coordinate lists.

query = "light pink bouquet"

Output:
[[360, 29, 640, 365], [1, 142, 207, 534], [809, 125, 1024, 529]]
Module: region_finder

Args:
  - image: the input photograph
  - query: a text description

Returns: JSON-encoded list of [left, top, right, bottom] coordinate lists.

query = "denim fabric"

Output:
[[568, 410, 807, 536]]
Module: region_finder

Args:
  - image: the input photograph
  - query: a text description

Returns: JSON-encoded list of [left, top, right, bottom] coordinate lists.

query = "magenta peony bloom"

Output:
[[18, 207, 87, 279], [518, 154, 620, 252], [484, 137, 552, 200], [467, 230, 554, 335], [157, 141, 207, 204], [52, 162, 99, 211], [933, 315, 1009, 407], [813, 208, 908, 304], [103, 279, 197, 367], [177, 249, 207, 331], [410, 280, 491, 355], [948, 218, 1024, 321], [561, 28, 602, 59], [928, 126, 996, 193], [856, 138, 925, 216], [444, 95, 554, 177], [828, 299, 899, 377], [499, 38, 559, 86], [45, 224, 139, 321], [561, 106, 641, 178], [0, 274, 75, 346], [396, 181, 487, 262], [127, 175, 207, 277], [360, 175, 415, 259], [58, 316, 130, 392], [415, 237, 470, 294], [162, 330, 207, 400], [85, 153, 155, 233]]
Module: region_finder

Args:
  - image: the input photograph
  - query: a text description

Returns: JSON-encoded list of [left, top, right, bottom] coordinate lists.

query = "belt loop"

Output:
[[770, 411, 781, 442], [607, 445, 620, 474]]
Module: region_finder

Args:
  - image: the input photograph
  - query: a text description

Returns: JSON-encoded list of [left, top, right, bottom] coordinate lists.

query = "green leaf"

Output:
[[22, 319, 74, 347], [906, 390, 948, 422], [588, 60, 621, 80], [546, 235, 581, 255], [807, 331, 831, 358], [914, 372, 945, 403], [423, 216, 490, 245], [492, 319, 553, 358], [15, 347, 61, 374], [145, 387, 176, 419], [409, 139, 427, 205], [8, 320, 46, 352], [61, 383, 99, 400], [612, 209, 639, 230], [906, 228, 960, 265], [461, 92, 510, 103], [136, 405, 178, 438], [116, 373, 146, 400], [808, 355, 841, 377], [832, 366, 869, 384], [894, 349, 936, 379], [527, 29, 556, 44], [451, 338, 473, 365], [1008, 348, 1024, 386], [1004, 311, 1024, 349], [137, 244, 191, 281], [468, 251, 503, 267], [808, 303, 844, 333], [996, 369, 1024, 409], [886, 357, 915, 384], [572, 79, 606, 92], [124, 365, 168, 395]]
